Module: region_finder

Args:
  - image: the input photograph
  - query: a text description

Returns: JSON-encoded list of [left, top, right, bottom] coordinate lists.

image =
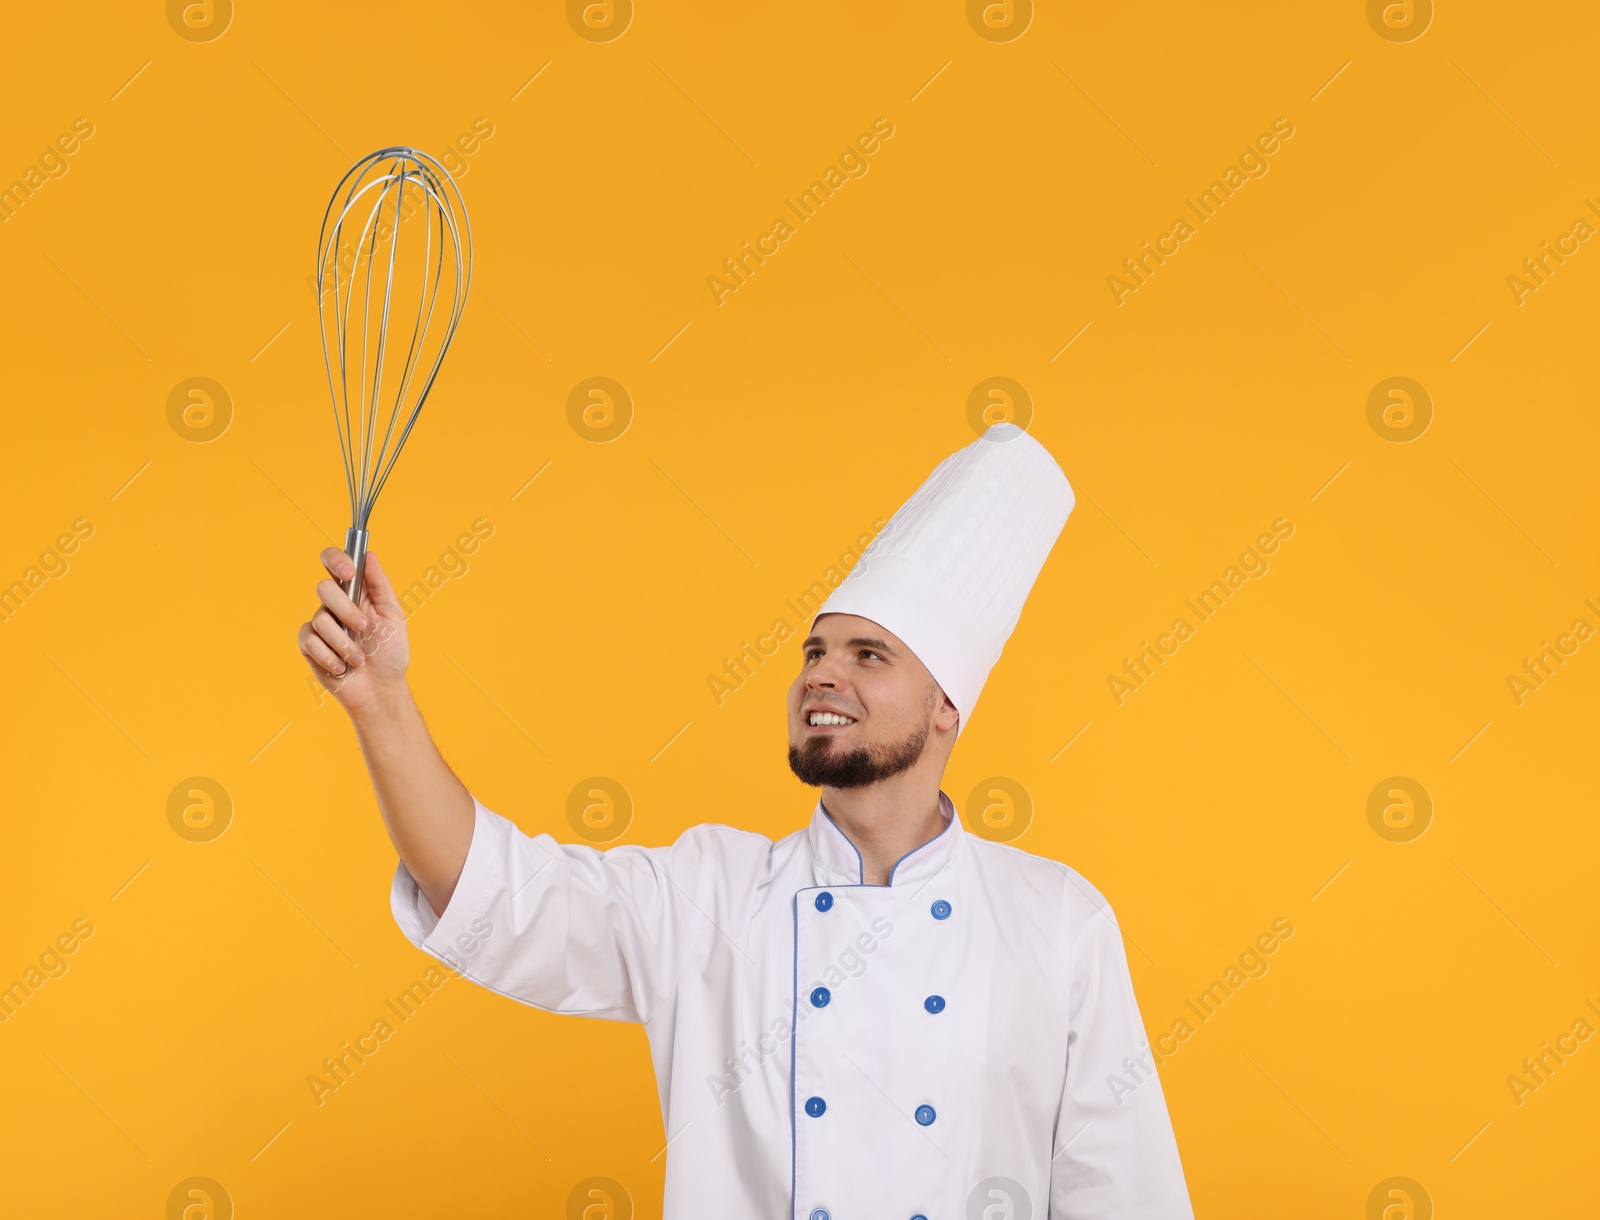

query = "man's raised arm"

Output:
[[296, 546, 474, 916]]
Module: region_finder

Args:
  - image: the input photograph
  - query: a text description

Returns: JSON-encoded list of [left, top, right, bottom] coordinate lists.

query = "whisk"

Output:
[[317, 146, 472, 618]]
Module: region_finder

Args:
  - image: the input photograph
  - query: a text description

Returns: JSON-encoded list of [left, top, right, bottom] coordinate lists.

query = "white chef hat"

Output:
[[812, 423, 1074, 734]]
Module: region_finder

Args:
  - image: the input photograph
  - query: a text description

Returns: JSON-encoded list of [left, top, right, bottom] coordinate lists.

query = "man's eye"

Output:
[[806, 649, 823, 661], [861, 651, 883, 661]]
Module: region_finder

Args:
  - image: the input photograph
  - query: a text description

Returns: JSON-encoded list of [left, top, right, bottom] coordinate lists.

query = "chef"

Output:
[[297, 422, 1194, 1218]]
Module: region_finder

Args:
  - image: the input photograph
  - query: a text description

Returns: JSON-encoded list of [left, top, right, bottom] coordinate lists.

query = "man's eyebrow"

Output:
[[800, 636, 900, 656]]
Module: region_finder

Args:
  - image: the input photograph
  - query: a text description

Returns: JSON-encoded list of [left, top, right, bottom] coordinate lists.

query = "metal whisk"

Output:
[[317, 146, 472, 616]]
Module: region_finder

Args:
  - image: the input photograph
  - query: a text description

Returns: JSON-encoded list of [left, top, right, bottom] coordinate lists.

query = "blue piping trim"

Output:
[[790, 889, 799, 1220], [790, 794, 958, 1214], [886, 801, 956, 885], [818, 801, 866, 884], [819, 793, 957, 887]]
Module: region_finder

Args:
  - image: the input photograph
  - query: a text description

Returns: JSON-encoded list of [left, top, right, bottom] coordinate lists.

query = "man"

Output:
[[298, 423, 1193, 1218]]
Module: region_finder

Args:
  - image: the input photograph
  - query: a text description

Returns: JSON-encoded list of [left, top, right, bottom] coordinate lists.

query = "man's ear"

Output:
[[932, 689, 960, 734]]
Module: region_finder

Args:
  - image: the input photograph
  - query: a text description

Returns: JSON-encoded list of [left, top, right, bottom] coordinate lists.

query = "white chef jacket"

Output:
[[391, 790, 1193, 1219]]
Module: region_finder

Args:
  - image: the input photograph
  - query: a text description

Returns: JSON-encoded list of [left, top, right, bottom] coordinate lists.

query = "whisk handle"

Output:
[[342, 527, 370, 635]]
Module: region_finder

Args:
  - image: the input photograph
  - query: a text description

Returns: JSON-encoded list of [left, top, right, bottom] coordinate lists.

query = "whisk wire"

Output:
[[368, 187, 465, 511], [366, 168, 440, 512], [323, 169, 401, 525], [357, 178, 395, 521], [316, 147, 471, 607]]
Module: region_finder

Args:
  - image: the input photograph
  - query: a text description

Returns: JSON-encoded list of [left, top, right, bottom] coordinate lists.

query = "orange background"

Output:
[[1, 1, 1596, 1216]]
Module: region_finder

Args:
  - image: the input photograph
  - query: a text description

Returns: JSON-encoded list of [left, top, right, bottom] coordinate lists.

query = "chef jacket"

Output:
[[391, 790, 1193, 1219]]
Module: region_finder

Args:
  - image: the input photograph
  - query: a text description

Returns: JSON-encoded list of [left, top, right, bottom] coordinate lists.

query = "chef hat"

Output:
[[812, 423, 1074, 734]]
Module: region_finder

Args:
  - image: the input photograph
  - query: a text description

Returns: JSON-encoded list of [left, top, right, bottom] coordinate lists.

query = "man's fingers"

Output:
[[320, 546, 356, 583], [299, 622, 350, 677], [316, 577, 369, 631], [362, 552, 402, 616], [311, 608, 365, 665]]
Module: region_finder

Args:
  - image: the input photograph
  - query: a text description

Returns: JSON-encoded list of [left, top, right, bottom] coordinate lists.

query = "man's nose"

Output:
[[806, 656, 844, 689]]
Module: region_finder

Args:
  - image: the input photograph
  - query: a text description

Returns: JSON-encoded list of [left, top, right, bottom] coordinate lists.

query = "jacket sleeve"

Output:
[[389, 793, 748, 1024], [1049, 902, 1194, 1219]]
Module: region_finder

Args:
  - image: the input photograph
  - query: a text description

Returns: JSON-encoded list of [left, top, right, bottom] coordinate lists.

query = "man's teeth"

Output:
[[809, 712, 856, 726]]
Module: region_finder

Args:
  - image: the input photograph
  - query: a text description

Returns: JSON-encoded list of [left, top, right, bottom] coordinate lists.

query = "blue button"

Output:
[[805, 1095, 827, 1117], [914, 1103, 937, 1126], [815, 892, 834, 912], [924, 994, 945, 1014], [931, 899, 952, 920], [810, 1210, 830, 1220], [811, 986, 831, 1008], [912, 1215, 929, 1220]]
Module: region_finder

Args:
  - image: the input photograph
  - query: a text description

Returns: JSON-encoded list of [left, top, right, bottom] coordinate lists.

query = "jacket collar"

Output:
[[807, 790, 965, 888]]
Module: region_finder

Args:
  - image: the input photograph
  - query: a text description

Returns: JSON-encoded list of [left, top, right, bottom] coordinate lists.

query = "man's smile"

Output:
[[803, 704, 859, 731]]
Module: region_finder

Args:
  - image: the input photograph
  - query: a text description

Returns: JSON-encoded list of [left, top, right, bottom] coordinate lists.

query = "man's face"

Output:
[[786, 613, 956, 788]]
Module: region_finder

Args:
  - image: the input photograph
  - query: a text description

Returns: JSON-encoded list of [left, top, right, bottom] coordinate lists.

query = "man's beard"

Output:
[[788, 719, 930, 789]]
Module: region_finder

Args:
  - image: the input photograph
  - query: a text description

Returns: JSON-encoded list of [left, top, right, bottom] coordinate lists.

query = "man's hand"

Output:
[[297, 547, 410, 717]]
